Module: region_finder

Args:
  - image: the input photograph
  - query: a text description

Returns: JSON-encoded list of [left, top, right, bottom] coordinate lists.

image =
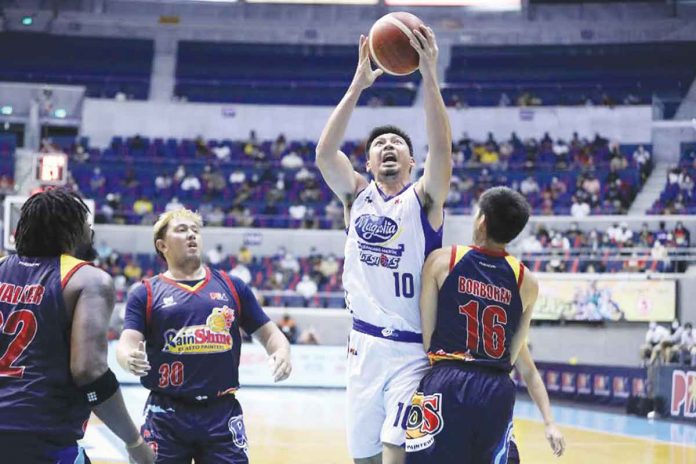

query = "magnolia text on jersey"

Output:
[[457, 277, 511, 305]]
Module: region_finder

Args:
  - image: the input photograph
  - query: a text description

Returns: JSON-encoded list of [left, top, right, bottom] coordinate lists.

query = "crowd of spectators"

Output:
[[59, 131, 651, 227], [444, 132, 649, 215], [640, 321, 695, 367], [518, 221, 691, 273]]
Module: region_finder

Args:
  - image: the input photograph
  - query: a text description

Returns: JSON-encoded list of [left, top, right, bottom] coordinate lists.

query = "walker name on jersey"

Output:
[[0, 282, 45, 305], [162, 306, 235, 354]]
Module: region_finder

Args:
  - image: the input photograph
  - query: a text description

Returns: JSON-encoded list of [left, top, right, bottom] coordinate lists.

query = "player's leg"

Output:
[[405, 366, 472, 464], [194, 396, 249, 464], [474, 373, 516, 463], [0, 433, 91, 463], [507, 434, 520, 464], [347, 331, 387, 462], [141, 393, 195, 464], [380, 348, 429, 464]]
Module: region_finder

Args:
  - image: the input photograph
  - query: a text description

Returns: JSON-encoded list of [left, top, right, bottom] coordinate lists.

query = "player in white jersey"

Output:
[[316, 30, 452, 464]]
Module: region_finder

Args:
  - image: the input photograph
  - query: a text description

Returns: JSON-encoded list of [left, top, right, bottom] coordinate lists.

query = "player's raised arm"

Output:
[[411, 26, 452, 225], [420, 247, 450, 351], [515, 345, 566, 457], [316, 35, 379, 203], [509, 269, 539, 366]]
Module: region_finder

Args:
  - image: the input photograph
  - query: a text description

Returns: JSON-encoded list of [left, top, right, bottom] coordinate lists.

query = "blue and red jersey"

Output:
[[124, 267, 269, 399], [0, 254, 92, 441], [428, 246, 525, 372]]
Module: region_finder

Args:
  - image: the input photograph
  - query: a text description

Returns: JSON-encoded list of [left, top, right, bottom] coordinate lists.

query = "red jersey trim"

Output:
[[517, 263, 525, 289], [219, 271, 242, 319], [470, 245, 508, 257], [143, 278, 153, 329], [449, 245, 457, 271], [60, 262, 91, 289]]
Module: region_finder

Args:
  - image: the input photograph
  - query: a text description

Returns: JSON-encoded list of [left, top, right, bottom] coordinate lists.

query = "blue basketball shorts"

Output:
[[405, 362, 515, 464], [141, 392, 249, 464]]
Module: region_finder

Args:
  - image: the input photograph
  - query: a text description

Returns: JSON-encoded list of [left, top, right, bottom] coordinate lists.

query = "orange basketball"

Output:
[[368, 12, 425, 76]]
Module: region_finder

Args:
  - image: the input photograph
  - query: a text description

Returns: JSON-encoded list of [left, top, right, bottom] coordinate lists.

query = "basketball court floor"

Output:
[[84, 385, 695, 464]]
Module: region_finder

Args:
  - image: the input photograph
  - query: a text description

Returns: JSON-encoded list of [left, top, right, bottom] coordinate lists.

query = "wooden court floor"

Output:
[[88, 386, 696, 464]]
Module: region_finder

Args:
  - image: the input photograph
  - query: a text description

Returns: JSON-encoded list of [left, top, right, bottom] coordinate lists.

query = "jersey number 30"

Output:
[[459, 301, 507, 359]]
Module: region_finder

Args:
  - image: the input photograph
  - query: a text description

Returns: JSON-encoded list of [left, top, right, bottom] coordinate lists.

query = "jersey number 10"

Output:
[[393, 272, 414, 298], [459, 301, 507, 359]]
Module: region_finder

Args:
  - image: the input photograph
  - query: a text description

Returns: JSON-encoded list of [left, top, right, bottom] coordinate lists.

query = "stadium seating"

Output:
[[65, 134, 650, 227], [0, 133, 17, 189], [649, 143, 696, 214], [175, 41, 419, 106], [0, 32, 153, 99], [442, 42, 696, 112]]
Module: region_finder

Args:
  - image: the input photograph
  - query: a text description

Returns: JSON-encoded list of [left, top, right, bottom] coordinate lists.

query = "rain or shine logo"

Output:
[[162, 306, 235, 354]]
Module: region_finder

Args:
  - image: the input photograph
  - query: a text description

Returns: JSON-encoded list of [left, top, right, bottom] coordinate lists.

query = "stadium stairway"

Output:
[[629, 161, 670, 215], [675, 75, 696, 120]]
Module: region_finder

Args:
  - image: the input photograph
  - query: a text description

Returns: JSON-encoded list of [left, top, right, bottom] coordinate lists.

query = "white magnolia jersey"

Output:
[[343, 182, 442, 333]]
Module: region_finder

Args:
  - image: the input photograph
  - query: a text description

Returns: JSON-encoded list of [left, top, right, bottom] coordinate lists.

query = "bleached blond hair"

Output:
[[153, 208, 203, 259]]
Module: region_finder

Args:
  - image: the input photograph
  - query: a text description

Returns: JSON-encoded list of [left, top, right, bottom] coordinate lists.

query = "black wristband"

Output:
[[79, 368, 119, 406]]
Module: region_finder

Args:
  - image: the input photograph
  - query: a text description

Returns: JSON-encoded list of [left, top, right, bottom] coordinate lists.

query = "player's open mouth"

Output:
[[382, 153, 397, 163]]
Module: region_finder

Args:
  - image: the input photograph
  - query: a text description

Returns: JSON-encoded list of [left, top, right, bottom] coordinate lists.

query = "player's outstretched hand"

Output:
[[127, 437, 155, 464], [410, 25, 439, 79], [268, 349, 292, 383], [127, 341, 151, 377], [351, 35, 383, 91], [545, 422, 566, 457]]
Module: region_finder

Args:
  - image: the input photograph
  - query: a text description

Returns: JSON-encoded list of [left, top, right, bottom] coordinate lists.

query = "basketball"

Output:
[[368, 12, 425, 76]]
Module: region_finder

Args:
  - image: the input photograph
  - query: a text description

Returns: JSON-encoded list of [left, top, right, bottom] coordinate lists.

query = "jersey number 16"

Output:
[[459, 301, 507, 359]]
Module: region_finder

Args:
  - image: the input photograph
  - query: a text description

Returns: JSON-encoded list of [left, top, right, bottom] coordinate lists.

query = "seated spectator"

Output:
[[133, 196, 154, 216], [181, 172, 202, 191], [581, 174, 601, 196], [90, 167, 106, 192], [281, 150, 304, 170], [96, 240, 113, 261], [289, 204, 307, 221], [296, 275, 318, 301], [571, 196, 590, 218], [676, 322, 695, 366], [272, 133, 287, 158], [238, 246, 253, 265], [123, 260, 143, 284], [615, 222, 634, 246], [212, 144, 231, 161], [655, 221, 673, 245], [640, 322, 670, 366], [520, 176, 540, 196], [205, 206, 225, 227], [165, 197, 183, 212], [633, 145, 651, 182], [206, 244, 225, 267], [155, 171, 173, 191], [653, 320, 684, 364], [229, 261, 252, 285], [637, 223, 653, 248], [280, 253, 300, 276], [229, 169, 246, 184], [673, 222, 690, 247], [298, 326, 321, 345], [277, 314, 298, 344]]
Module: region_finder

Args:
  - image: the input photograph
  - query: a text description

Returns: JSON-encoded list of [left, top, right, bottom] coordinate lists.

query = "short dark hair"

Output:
[[478, 187, 531, 244], [15, 188, 90, 257], [365, 125, 414, 158]]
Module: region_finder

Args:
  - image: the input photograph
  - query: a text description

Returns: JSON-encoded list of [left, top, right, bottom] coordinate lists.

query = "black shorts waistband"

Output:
[[432, 360, 512, 376], [150, 390, 237, 407]]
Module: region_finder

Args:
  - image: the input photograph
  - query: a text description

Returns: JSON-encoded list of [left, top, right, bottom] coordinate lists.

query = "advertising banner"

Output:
[[534, 278, 676, 322]]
